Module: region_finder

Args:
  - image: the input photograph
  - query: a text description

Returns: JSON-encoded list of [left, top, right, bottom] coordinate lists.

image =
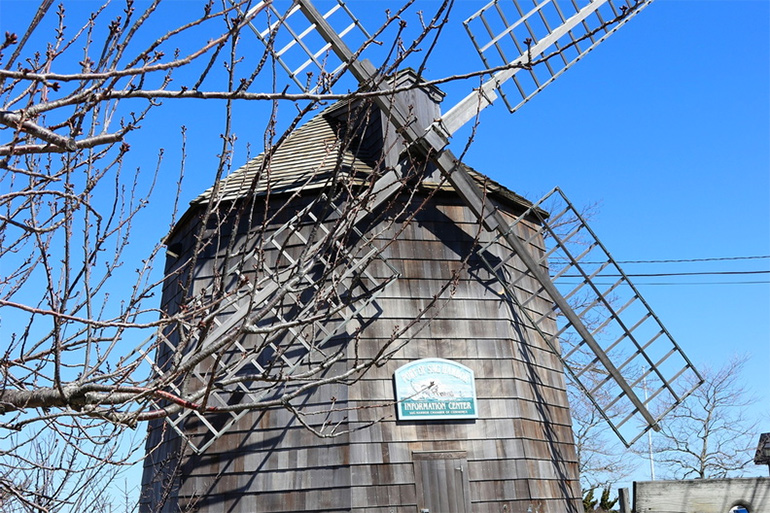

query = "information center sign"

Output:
[[394, 358, 477, 420]]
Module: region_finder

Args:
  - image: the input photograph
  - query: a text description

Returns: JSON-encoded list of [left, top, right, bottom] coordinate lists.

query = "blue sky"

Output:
[[1, 0, 768, 497]]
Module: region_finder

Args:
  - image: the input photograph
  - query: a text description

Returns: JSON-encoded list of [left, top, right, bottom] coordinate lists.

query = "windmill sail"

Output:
[[237, 0, 371, 94], [463, 0, 653, 113], [478, 188, 702, 446], [149, 177, 401, 453], [440, 0, 654, 135]]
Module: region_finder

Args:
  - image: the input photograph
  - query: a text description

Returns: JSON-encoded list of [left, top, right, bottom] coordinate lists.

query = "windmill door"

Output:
[[413, 451, 471, 513]]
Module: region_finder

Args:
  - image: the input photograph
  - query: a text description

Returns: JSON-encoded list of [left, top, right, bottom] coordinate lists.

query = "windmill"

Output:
[[141, 1, 703, 512]]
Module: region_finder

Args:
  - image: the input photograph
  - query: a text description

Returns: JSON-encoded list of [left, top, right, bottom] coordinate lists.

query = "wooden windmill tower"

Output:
[[140, 1, 702, 512]]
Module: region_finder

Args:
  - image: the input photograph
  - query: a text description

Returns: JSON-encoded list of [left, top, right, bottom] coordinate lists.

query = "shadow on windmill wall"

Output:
[[413, 197, 581, 513]]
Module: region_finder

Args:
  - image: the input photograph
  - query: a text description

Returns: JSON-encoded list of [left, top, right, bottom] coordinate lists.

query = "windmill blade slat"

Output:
[[547, 219, 586, 254], [616, 407, 640, 432], [615, 329, 663, 373], [553, 244, 603, 284], [592, 275, 625, 302], [583, 294, 634, 333], [655, 365, 693, 404], [623, 312, 655, 340]]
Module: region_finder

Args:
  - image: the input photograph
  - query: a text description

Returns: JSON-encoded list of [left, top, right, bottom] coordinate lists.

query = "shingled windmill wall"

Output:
[[140, 75, 581, 513]]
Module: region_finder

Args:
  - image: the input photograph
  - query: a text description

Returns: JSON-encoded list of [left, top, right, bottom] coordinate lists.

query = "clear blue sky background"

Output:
[[1, 0, 768, 497]]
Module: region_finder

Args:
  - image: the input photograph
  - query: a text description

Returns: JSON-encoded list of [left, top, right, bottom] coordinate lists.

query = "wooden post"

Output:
[[618, 487, 631, 513]]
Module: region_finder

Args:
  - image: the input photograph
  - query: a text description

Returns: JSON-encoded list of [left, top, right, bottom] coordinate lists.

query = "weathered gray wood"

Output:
[[413, 451, 471, 513], [618, 487, 631, 513], [634, 478, 770, 513]]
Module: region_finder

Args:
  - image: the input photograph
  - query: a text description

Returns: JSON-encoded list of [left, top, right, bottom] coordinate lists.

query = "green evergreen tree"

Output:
[[583, 489, 598, 513], [583, 488, 620, 513], [599, 488, 619, 512]]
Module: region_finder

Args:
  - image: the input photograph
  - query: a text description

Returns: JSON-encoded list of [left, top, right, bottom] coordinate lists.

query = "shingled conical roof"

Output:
[[191, 107, 534, 217], [188, 69, 538, 215], [192, 103, 381, 206]]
